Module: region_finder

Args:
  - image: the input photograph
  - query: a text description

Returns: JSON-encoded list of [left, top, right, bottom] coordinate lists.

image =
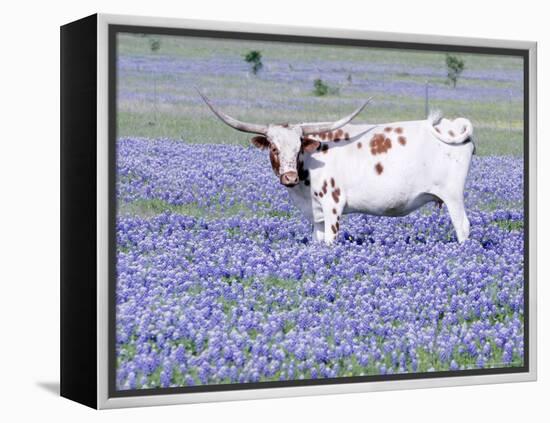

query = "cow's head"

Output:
[[198, 90, 371, 187]]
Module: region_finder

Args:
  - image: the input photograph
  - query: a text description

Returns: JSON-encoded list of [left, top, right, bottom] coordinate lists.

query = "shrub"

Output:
[[149, 38, 161, 53], [445, 54, 465, 88], [313, 78, 339, 96], [313, 79, 329, 96], [244, 50, 263, 75]]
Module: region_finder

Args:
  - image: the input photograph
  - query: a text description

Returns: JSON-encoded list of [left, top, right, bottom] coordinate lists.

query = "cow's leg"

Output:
[[443, 196, 470, 243], [323, 219, 338, 244], [313, 178, 345, 244], [322, 199, 344, 245], [312, 222, 325, 242]]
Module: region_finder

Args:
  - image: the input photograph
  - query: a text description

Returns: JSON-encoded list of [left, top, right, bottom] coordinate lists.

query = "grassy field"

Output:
[[116, 33, 524, 156], [114, 34, 525, 389]]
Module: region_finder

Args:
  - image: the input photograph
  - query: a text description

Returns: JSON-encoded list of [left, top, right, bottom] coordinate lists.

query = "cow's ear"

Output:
[[251, 136, 270, 150], [301, 137, 320, 153]]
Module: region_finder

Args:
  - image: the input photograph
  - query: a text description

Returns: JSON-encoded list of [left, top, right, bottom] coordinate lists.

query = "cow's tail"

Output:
[[427, 110, 474, 147]]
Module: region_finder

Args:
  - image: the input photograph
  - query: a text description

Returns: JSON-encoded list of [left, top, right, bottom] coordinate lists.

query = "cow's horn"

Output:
[[300, 98, 372, 135], [197, 89, 268, 135]]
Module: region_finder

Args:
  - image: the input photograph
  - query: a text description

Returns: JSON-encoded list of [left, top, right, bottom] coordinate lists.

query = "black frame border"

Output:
[[60, 14, 98, 409], [107, 23, 530, 399]]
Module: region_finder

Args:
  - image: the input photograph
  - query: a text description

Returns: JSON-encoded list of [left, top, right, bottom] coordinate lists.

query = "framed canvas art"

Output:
[[60, 13, 537, 409]]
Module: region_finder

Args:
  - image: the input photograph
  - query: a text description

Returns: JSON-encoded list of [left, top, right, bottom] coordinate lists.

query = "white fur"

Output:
[[282, 116, 475, 244], [266, 125, 302, 175], [429, 115, 474, 145]]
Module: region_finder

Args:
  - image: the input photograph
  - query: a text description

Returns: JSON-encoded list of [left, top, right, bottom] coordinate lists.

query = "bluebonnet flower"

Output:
[[115, 138, 524, 390]]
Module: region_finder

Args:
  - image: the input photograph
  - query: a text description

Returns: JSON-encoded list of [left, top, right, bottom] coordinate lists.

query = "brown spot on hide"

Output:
[[336, 222, 340, 231], [344, 132, 350, 140], [370, 133, 392, 154], [269, 146, 280, 175], [251, 136, 270, 150], [314, 191, 318, 197], [331, 225, 337, 234], [398, 136, 406, 146], [375, 162, 383, 175], [449, 130, 455, 137], [330, 177, 335, 188], [322, 180, 328, 194], [332, 129, 344, 142], [301, 138, 320, 153], [322, 132, 340, 142], [319, 192, 324, 198], [332, 208, 337, 214], [357, 142, 362, 149], [332, 188, 341, 203], [394, 127, 403, 134], [384, 127, 393, 132]]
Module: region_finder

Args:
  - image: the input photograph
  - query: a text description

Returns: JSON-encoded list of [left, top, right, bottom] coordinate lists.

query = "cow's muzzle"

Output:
[[280, 171, 299, 187]]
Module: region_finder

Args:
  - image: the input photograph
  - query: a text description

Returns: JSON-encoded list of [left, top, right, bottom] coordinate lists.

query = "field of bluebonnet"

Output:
[[115, 34, 525, 390]]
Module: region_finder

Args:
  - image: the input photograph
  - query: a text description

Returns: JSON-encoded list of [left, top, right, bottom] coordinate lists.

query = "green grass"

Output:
[[117, 104, 523, 156], [494, 220, 524, 231], [116, 33, 524, 156], [118, 198, 206, 218], [117, 198, 257, 219], [263, 276, 298, 290], [478, 200, 523, 212], [117, 33, 523, 72]]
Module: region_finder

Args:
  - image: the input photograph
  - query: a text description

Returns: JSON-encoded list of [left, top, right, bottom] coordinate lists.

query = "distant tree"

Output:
[[445, 54, 465, 88], [313, 78, 340, 96], [313, 79, 329, 96], [245, 50, 263, 75], [149, 38, 161, 53]]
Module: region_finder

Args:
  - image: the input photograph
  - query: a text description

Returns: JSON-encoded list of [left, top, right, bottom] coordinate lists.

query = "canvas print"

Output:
[[114, 31, 525, 392]]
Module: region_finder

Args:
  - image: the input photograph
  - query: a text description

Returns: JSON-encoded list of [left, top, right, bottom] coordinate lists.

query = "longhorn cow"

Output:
[[199, 91, 475, 244]]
